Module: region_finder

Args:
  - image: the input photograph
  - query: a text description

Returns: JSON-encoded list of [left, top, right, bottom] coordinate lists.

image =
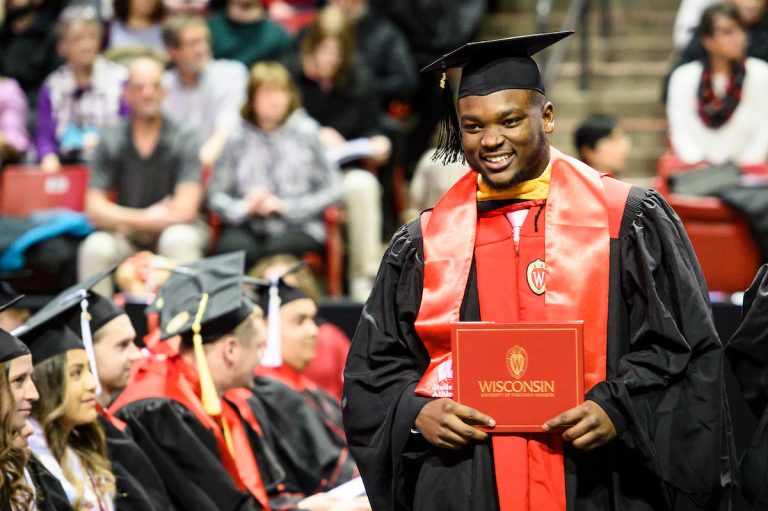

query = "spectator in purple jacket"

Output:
[[0, 77, 30, 165], [35, 5, 128, 172]]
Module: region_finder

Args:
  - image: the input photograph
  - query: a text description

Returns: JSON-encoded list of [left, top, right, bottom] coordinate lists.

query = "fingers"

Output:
[[560, 412, 599, 442], [453, 402, 496, 428], [543, 404, 586, 431]]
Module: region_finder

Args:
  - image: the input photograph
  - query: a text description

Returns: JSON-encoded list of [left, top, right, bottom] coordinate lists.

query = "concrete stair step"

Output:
[[549, 86, 665, 118]]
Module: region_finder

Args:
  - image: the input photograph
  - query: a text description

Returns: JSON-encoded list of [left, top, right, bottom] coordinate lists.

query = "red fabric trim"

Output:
[[96, 403, 127, 431], [110, 356, 270, 509], [254, 364, 318, 393]]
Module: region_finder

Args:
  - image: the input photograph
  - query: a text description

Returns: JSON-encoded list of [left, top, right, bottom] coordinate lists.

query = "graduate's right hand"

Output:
[[414, 398, 496, 449]]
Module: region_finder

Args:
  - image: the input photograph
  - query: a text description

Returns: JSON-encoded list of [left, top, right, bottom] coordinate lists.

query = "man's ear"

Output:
[[222, 335, 239, 365], [542, 102, 555, 134]]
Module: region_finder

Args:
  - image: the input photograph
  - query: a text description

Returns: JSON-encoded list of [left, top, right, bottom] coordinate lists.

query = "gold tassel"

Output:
[[440, 72, 447, 89], [192, 293, 221, 416]]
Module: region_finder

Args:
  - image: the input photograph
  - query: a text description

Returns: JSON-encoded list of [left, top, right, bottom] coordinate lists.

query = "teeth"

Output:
[[486, 155, 510, 163]]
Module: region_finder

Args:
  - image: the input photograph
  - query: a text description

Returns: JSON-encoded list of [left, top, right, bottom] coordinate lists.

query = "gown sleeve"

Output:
[[586, 189, 734, 508], [342, 221, 435, 510], [724, 264, 768, 506], [98, 416, 175, 511], [114, 398, 260, 511]]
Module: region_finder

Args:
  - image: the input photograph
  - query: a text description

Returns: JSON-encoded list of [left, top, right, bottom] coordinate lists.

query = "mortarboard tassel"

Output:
[[79, 293, 102, 396], [433, 68, 465, 165], [191, 293, 220, 415], [191, 293, 235, 455], [260, 277, 283, 368]]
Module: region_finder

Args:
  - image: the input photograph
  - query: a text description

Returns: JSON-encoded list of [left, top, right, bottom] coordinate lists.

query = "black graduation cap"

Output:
[[0, 296, 30, 364], [12, 315, 84, 366], [12, 268, 119, 391], [421, 31, 573, 164], [153, 252, 253, 343], [246, 263, 308, 368], [152, 252, 254, 416]]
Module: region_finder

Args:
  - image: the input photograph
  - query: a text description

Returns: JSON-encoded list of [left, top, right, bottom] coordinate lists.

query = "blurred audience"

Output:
[[35, 5, 128, 172], [329, 0, 417, 108], [79, 56, 206, 296], [162, 13, 247, 166], [107, 0, 167, 54], [672, 0, 768, 75], [208, 61, 342, 269], [574, 114, 632, 175], [291, 6, 390, 166], [0, 0, 61, 107], [208, 0, 291, 68], [667, 3, 768, 165], [675, 0, 718, 49], [0, 76, 30, 166], [377, 0, 486, 170], [404, 148, 469, 223]]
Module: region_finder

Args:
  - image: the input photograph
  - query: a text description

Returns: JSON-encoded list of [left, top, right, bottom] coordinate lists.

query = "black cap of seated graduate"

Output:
[[421, 31, 573, 164], [13, 268, 121, 394], [244, 262, 307, 368], [0, 296, 30, 364], [151, 251, 254, 415]]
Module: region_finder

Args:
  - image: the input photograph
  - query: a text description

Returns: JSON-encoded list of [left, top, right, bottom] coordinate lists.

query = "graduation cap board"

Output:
[[420, 31, 573, 164], [0, 296, 30, 364], [12, 267, 120, 395], [152, 251, 253, 418]]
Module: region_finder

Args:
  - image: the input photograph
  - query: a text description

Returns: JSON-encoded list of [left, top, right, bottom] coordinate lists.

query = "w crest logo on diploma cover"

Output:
[[506, 345, 528, 379], [526, 259, 546, 295]]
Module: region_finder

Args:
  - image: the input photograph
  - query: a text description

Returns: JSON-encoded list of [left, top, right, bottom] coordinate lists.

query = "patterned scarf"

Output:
[[697, 58, 746, 128]]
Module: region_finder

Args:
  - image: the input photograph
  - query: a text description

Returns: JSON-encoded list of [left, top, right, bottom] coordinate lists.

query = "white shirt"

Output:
[[162, 59, 248, 142], [28, 419, 114, 511], [666, 57, 768, 165]]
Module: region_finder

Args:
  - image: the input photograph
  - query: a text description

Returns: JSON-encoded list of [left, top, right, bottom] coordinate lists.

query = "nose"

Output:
[[25, 380, 39, 403], [83, 367, 97, 392], [127, 342, 142, 362], [481, 130, 505, 151]]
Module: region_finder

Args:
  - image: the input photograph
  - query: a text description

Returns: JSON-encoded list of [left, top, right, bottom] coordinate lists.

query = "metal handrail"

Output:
[[537, 0, 612, 91]]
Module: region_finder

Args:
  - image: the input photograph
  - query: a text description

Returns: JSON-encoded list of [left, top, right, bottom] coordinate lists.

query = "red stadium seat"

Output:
[[0, 165, 89, 216], [654, 151, 763, 293]]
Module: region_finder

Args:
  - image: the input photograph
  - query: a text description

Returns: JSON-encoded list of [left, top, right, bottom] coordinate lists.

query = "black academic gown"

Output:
[[343, 187, 734, 511], [1, 456, 73, 511], [724, 264, 768, 509], [114, 395, 307, 511], [249, 376, 359, 494], [97, 415, 174, 511]]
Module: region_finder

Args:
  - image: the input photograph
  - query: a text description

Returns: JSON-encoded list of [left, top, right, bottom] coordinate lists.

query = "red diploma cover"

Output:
[[451, 321, 584, 433]]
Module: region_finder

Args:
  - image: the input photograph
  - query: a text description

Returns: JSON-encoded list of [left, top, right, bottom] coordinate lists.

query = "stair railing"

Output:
[[537, 0, 612, 91]]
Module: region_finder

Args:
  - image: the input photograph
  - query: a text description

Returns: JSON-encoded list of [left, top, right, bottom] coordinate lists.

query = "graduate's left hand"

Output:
[[542, 400, 616, 451]]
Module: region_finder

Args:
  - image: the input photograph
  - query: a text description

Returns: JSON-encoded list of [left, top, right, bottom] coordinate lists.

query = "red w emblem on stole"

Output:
[[526, 258, 546, 295]]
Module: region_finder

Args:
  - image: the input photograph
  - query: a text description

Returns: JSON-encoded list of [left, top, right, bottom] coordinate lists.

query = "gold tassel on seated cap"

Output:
[[191, 293, 235, 455]]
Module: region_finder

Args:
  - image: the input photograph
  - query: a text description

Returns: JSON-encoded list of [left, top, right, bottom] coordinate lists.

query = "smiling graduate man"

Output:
[[342, 31, 735, 511]]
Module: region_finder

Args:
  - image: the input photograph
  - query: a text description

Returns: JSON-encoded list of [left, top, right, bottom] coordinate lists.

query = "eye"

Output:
[[503, 118, 522, 127], [70, 369, 82, 378]]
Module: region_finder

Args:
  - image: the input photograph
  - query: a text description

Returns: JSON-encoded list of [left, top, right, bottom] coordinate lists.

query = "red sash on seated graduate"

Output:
[[451, 321, 583, 433]]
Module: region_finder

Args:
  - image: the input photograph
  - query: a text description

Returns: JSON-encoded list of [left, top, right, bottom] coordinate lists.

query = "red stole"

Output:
[[413, 148, 631, 510], [109, 356, 271, 510], [97, 403, 128, 431]]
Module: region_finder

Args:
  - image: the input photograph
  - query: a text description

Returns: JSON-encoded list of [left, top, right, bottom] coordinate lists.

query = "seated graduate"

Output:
[[725, 264, 768, 508], [13, 312, 117, 510], [46, 271, 174, 511], [109, 251, 355, 511], [252, 275, 347, 446], [237, 269, 359, 496], [0, 298, 72, 511]]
